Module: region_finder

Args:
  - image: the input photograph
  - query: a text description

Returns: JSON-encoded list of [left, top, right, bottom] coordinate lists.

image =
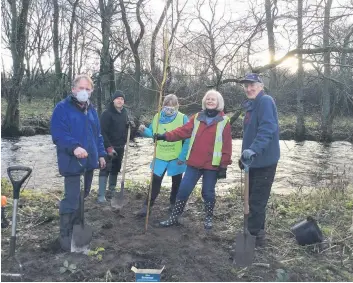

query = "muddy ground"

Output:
[[1, 179, 353, 282]]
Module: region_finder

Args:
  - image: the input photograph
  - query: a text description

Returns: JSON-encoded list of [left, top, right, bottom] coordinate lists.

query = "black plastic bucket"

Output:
[[290, 216, 323, 245]]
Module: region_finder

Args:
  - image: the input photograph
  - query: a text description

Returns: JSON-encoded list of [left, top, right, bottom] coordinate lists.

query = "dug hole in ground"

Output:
[[1, 177, 352, 282]]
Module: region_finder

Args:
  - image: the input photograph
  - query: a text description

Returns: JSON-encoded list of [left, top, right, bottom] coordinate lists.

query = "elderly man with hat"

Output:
[[97, 90, 134, 203], [238, 73, 280, 247]]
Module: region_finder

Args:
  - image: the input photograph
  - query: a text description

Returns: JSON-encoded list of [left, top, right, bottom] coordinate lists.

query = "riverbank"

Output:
[[1, 177, 352, 282], [1, 98, 353, 142]]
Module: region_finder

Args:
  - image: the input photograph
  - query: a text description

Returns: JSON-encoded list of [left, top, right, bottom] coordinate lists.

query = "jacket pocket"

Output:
[[58, 149, 82, 176]]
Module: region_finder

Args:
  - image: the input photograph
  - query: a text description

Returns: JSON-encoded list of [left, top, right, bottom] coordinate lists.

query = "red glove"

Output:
[[106, 147, 117, 157]]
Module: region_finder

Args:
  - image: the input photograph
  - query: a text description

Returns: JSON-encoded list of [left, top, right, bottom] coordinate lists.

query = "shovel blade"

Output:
[[71, 224, 93, 253], [111, 191, 124, 210], [234, 231, 256, 267]]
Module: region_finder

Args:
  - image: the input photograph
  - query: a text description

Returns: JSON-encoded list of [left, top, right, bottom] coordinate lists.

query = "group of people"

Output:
[[50, 73, 280, 252]]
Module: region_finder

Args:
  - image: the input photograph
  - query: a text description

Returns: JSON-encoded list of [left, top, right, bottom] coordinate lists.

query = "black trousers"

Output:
[[145, 170, 182, 206], [248, 163, 277, 236], [99, 147, 125, 177]]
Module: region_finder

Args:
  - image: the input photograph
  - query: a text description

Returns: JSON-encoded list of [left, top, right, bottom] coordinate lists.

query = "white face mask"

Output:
[[76, 90, 89, 102], [162, 106, 177, 116]]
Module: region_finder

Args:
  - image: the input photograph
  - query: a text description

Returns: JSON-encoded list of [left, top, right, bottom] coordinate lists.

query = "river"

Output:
[[1, 135, 352, 195]]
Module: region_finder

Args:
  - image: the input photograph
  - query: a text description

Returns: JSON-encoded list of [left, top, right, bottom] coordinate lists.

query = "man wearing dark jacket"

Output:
[[239, 73, 280, 247], [97, 90, 133, 202], [51, 74, 106, 251]]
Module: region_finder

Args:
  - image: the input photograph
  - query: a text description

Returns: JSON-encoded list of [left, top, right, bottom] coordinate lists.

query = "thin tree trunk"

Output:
[[109, 55, 116, 94], [265, 0, 277, 96], [295, 0, 305, 140], [320, 0, 333, 141], [150, 0, 173, 105], [339, 26, 353, 113], [119, 0, 145, 105], [52, 0, 63, 104], [99, 0, 112, 105], [67, 0, 79, 87]]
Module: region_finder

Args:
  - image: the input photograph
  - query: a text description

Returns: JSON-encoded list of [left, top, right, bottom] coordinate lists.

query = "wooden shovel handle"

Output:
[[244, 170, 250, 215], [121, 126, 131, 182]]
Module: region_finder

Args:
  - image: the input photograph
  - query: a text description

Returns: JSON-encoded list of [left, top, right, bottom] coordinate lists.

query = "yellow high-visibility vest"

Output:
[[152, 112, 185, 161]]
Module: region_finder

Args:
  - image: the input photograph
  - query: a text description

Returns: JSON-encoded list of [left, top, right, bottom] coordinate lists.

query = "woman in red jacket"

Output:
[[155, 89, 232, 229]]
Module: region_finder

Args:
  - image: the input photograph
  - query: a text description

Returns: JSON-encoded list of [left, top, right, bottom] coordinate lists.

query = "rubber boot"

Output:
[[136, 197, 154, 217], [97, 176, 108, 203], [106, 174, 118, 199], [159, 200, 187, 227], [109, 174, 118, 191], [168, 203, 174, 213], [59, 213, 74, 252], [255, 229, 266, 247], [204, 201, 215, 230]]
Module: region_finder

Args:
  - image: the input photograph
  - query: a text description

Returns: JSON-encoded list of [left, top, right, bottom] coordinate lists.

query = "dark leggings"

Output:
[[146, 170, 182, 206]]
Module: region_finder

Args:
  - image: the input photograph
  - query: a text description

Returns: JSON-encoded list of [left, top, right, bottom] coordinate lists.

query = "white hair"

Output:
[[201, 89, 224, 111]]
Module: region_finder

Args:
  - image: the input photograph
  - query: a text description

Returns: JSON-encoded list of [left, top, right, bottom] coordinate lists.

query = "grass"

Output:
[[1, 98, 53, 121], [1, 173, 352, 281], [278, 113, 353, 135], [219, 177, 353, 281]]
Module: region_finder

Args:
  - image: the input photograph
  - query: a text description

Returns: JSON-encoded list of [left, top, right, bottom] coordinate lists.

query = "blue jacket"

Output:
[[50, 96, 106, 176], [142, 111, 190, 177], [242, 91, 280, 168]]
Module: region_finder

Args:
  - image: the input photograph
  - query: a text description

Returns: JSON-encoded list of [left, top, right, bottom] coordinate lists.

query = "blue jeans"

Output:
[[59, 170, 94, 214], [177, 166, 218, 203]]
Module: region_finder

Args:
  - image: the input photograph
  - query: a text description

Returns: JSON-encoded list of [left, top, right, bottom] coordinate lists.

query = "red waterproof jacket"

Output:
[[165, 111, 232, 170]]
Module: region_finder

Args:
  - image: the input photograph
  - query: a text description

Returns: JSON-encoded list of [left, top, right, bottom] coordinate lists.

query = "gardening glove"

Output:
[[106, 146, 117, 158], [238, 159, 244, 170], [217, 167, 227, 179], [153, 133, 167, 142], [241, 149, 256, 161]]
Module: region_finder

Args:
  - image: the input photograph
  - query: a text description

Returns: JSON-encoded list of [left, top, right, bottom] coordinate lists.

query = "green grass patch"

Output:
[[1, 98, 53, 120]]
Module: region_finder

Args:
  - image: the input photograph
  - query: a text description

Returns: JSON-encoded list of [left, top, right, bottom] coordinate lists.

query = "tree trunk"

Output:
[[339, 26, 353, 113], [97, 63, 103, 116], [2, 0, 31, 137], [119, 0, 145, 106], [320, 0, 333, 141], [67, 0, 79, 87], [99, 0, 112, 105], [150, 0, 173, 105], [295, 0, 305, 140], [134, 54, 141, 103], [109, 55, 116, 94], [265, 0, 277, 96], [52, 0, 63, 104]]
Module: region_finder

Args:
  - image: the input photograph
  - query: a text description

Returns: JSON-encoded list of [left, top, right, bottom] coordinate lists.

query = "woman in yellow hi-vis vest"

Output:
[[154, 90, 232, 230], [136, 94, 190, 216]]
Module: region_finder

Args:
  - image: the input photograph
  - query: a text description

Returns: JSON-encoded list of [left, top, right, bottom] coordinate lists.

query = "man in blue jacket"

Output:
[[51, 74, 106, 251], [239, 73, 280, 247]]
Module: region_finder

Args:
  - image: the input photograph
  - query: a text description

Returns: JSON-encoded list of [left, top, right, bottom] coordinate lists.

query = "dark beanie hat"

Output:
[[112, 90, 125, 101]]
